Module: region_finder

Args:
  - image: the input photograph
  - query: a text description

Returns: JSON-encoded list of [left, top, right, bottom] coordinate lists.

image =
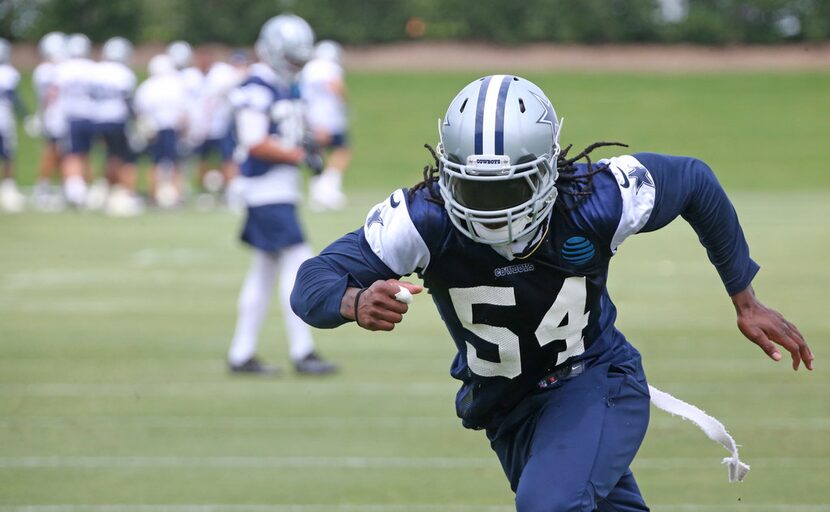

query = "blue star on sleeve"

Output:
[[628, 167, 654, 194], [367, 207, 384, 227]]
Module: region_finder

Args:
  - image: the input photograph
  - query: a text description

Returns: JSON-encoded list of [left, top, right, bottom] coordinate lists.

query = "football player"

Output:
[[195, 58, 244, 200], [31, 31, 67, 210], [0, 38, 27, 213], [93, 37, 143, 216], [55, 33, 96, 208], [134, 55, 187, 208], [167, 41, 208, 163], [300, 40, 350, 211], [290, 75, 813, 510], [225, 14, 336, 375]]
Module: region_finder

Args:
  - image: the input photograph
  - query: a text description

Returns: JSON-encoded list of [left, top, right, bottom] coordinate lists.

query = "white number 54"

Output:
[[448, 276, 589, 379]]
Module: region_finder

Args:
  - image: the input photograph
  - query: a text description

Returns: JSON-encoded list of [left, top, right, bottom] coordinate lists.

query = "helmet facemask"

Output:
[[437, 75, 561, 246]]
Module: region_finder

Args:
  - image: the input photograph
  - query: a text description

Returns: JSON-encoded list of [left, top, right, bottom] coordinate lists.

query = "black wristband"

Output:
[[353, 288, 368, 327]]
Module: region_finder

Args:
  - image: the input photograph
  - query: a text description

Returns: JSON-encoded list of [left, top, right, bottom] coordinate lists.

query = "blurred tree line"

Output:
[[1, 0, 828, 44]]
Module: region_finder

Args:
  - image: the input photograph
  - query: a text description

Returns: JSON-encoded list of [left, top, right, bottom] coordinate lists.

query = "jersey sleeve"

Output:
[[600, 155, 658, 253], [628, 152, 759, 295], [290, 187, 444, 329], [361, 188, 433, 275], [229, 81, 273, 113]]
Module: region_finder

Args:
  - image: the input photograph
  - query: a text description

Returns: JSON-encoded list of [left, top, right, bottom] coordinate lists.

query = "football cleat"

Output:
[[309, 172, 346, 212], [229, 357, 281, 376], [0, 179, 26, 213], [294, 352, 339, 375]]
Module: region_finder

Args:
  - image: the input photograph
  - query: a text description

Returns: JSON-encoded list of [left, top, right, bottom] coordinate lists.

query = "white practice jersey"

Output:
[[92, 61, 136, 124], [180, 67, 204, 97], [0, 64, 20, 134], [300, 58, 347, 133], [55, 58, 97, 121], [32, 61, 66, 137], [201, 62, 241, 140], [134, 74, 187, 132], [180, 66, 206, 143], [33, 62, 56, 103]]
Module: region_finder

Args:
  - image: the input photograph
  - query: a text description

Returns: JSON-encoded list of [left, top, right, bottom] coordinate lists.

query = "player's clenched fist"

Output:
[[341, 280, 423, 331]]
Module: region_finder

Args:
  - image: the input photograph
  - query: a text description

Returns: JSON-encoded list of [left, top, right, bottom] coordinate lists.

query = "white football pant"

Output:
[[228, 244, 315, 365]]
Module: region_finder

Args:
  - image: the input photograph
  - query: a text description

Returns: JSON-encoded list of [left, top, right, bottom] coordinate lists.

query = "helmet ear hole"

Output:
[[518, 98, 526, 113], [460, 98, 468, 113]]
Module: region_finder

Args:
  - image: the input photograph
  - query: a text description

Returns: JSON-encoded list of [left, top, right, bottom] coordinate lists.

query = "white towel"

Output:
[[648, 385, 750, 482]]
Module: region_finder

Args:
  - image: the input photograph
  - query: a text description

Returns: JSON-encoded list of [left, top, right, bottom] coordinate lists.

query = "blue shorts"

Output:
[[0, 134, 11, 160], [325, 132, 349, 149], [150, 129, 178, 165], [198, 132, 235, 162], [241, 203, 305, 253], [488, 355, 651, 511], [96, 122, 136, 163], [66, 119, 95, 155]]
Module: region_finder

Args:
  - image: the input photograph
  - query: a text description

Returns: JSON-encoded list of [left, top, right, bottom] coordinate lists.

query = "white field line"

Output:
[[0, 506, 515, 512], [2, 265, 235, 291], [0, 381, 825, 398], [0, 382, 456, 397], [1, 415, 828, 430], [0, 415, 457, 429], [0, 456, 495, 469], [0, 456, 828, 471], [1, 505, 830, 512]]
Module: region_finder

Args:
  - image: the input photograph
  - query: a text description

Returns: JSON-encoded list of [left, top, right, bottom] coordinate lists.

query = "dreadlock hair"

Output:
[[554, 141, 628, 212], [408, 142, 629, 211], [408, 143, 445, 205]]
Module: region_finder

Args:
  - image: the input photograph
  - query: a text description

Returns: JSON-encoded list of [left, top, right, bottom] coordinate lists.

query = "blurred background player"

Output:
[[167, 40, 209, 182], [0, 38, 27, 213], [301, 40, 350, 211], [134, 55, 187, 208], [195, 56, 244, 204], [55, 33, 96, 208], [30, 31, 67, 211], [94, 37, 143, 217], [226, 14, 336, 375]]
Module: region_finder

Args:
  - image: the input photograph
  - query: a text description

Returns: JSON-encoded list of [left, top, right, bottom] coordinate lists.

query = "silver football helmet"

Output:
[[166, 41, 193, 69], [0, 39, 9, 65], [314, 40, 342, 65], [148, 54, 176, 77], [255, 14, 315, 80], [66, 33, 91, 59], [102, 37, 133, 64], [38, 31, 66, 61], [437, 75, 561, 246]]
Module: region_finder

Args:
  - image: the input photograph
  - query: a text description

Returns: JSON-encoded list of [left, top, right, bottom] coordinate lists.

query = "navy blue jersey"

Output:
[[230, 63, 303, 178], [291, 153, 759, 430]]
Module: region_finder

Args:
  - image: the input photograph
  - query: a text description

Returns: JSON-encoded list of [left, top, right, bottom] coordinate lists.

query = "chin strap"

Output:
[[648, 385, 750, 482]]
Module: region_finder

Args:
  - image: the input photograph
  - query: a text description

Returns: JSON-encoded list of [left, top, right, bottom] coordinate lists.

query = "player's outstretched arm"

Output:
[[732, 284, 814, 371], [340, 280, 423, 331]]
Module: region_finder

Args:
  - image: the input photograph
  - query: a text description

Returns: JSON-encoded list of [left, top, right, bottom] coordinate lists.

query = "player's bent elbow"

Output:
[[289, 261, 345, 330]]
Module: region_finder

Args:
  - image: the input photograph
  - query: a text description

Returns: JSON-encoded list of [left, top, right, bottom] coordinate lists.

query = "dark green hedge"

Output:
[[2, 0, 828, 44]]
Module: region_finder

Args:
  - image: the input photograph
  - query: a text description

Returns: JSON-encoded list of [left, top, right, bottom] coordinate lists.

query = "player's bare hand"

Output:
[[732, 285, 813, 371], [342, 280, 423, 331]]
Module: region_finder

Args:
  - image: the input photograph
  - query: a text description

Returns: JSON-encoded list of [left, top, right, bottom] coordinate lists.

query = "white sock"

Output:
[[279, 243, 315, 361], [323, 168, 342, 189], [64, 175, 88, 206], [228, 250, 279, 365]]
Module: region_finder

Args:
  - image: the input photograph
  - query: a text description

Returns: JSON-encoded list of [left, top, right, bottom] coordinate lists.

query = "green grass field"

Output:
[[1, 71, 829, 511]]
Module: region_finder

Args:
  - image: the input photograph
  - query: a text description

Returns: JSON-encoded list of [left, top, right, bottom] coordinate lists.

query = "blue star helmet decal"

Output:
[[532, 92, 557, 136], [367, 207, 384, 227], [628, 167, 655, 194]]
